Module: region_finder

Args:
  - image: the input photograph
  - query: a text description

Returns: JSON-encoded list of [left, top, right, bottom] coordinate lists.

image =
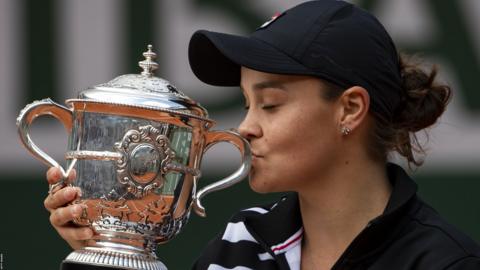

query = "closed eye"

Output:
[[261, 104, 279, 110]]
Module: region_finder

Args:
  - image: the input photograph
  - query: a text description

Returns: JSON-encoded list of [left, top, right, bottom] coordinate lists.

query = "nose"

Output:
[[238, 110, 262, 141]]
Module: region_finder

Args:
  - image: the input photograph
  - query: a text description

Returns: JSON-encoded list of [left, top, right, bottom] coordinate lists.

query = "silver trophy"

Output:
[[16, 45, 251, 270]]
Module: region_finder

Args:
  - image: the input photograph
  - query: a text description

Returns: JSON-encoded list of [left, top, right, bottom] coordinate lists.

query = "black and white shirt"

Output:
[[192, 163, 480, 270]]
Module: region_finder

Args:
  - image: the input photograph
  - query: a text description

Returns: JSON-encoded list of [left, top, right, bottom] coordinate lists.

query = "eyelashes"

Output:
[[243, 104, 279, 111], [260, 104, 278, 110]]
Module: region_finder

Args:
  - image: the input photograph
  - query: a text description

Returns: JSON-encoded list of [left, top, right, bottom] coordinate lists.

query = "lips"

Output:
[[252, 152, 263, 158], [252, 151, 262, 157]]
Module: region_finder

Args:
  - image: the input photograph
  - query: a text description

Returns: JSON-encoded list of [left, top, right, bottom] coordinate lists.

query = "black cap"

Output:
[[188, 0, 403, 119]]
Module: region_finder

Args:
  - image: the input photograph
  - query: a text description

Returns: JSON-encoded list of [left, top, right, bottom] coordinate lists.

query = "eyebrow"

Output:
[[240, 80, 287, 92]]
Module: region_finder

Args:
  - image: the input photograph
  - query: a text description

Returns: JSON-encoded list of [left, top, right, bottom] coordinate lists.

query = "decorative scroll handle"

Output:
[[193, 130, 251, 217], [16, 98, 73, 179]]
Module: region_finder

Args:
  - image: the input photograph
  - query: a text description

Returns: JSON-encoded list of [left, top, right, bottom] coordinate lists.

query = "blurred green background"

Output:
[[0, 0, 479, 269]]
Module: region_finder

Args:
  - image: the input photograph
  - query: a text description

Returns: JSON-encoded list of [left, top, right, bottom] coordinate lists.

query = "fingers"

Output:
[[57, 226, 94, 242], [44, 187, 81, 211], [67, 169, 77, 182], [46, 167, 62, 184], [46, 167, 77, 184], [49, 204, 84, 227], [53, 219, 94, 250], [47, 202, 93, 250], [45, 167, 90, 250]]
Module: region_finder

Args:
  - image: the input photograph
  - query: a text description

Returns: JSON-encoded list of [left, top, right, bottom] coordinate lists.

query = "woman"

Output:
[[45, 0, 480, 269]]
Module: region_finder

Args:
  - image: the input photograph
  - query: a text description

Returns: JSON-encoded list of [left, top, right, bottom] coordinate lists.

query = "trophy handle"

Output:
[[193, 130, 252, 217], [16, 98, 73, 179]]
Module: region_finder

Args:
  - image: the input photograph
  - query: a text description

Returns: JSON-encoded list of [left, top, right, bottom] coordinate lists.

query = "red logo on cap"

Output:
[[258, 12, 282, 29]]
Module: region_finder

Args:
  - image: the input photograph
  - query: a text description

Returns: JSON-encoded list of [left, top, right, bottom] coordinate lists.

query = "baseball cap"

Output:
[[188, 0, 403, 119]]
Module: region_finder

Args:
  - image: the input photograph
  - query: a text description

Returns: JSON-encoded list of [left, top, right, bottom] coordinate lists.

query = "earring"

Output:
[[341, 126, 351, 136]]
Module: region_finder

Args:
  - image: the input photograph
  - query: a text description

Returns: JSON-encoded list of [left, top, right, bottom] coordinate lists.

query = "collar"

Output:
[[244, 191, 303, 257], [242, 163, 418, 264], [333, 163, 419, 268]]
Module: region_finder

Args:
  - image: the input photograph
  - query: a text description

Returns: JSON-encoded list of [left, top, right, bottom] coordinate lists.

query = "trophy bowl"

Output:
[[16, 45, 251, 270]]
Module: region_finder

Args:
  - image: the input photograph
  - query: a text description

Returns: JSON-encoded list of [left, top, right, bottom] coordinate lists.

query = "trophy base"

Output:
[[61, 248, 167, 270], [61, 261, 122, 270]]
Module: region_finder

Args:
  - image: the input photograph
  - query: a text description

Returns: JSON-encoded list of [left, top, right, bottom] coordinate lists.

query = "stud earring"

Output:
[[341, 126, 352, 136]]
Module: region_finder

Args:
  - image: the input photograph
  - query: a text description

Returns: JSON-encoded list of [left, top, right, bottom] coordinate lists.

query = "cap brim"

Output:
[[188, 30, 315, 87]]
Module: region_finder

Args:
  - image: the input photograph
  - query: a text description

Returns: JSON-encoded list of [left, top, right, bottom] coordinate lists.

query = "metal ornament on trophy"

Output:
[[16, 45, 251, 270]]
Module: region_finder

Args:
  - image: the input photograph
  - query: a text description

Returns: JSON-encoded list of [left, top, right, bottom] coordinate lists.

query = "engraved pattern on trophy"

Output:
[[68, 114, 194, 233], [16, 44, 252, 270], [115, 124, 173, 198], [95, 75, 187, 99]]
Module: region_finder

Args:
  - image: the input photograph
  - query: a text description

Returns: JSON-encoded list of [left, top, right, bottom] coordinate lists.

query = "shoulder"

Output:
[[412, 200, 480, 255], [413, 200, 480, 268], [444, 256, 480, 269], [191, 196, 287, 270], [382, 197, 480, 269]]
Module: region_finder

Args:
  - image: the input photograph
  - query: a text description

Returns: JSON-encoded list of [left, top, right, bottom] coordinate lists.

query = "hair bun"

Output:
[[373, 55, 453, 167], [395, 56, 451, 132]]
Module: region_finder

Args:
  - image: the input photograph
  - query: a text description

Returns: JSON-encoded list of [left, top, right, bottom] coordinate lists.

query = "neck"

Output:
[[298, 158, 392, 269]]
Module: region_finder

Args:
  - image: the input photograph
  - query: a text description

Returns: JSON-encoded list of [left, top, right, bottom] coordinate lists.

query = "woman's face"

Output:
[[239, 67, 344, 194]]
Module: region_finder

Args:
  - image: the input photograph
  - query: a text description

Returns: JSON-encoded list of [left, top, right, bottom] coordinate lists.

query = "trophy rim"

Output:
[[65, 98, 215, 124]]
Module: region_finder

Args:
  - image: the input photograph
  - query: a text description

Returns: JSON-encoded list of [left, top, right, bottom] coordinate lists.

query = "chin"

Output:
[[248, 175, 284, 194]]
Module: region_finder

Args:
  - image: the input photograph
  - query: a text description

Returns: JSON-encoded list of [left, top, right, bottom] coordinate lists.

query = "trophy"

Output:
[[16, 45, 251, 270]]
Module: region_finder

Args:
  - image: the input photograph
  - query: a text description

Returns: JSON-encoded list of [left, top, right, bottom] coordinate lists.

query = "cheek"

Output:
[[280, 106, 337, 153], [249, 109, 338, 193], [290, 112, 339, 168], [264, 110, 338, 184]]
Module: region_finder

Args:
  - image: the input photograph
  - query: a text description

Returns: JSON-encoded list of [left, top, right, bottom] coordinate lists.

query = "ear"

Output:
[[336, 86, 370, 133]]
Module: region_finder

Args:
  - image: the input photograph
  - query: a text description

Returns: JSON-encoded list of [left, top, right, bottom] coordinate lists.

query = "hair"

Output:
[[321, 54, 452, 167]]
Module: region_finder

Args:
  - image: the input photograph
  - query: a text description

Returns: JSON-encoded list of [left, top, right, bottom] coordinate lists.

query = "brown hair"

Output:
[[322, 54, 452, 167]]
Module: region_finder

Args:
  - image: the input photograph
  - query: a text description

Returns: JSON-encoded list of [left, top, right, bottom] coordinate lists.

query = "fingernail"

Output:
[[71, 205, 82, 216], [75, 187, 83, 197], [64, 188, 75, 200], [85, 229, 93, 238]]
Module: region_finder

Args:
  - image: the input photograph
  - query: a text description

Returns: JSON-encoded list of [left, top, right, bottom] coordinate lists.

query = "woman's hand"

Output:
[[43, 167, 93, 250]]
